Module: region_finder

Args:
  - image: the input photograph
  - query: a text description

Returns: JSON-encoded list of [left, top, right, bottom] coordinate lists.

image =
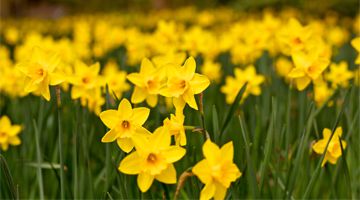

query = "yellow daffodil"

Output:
[[192, 140, 241, 200], [221, 65, 264, 104], [70, 60, 104, 100], [351, 37, 360, 64], [127, 58, 166, 107], [0, 116, 22, 151], [201, 60, 222, 82], [160, 57, 210, 110], [325, 61, 354, 88], [312, 127, 347, 167], [313, 78, 334, 107], [118, 127, 186, 192], [163, 113, 186, 146], [102, 60, 130, 99], [16, 46, 65, 101], [275, 57, 293, 79], [100, 98, 150, 152], [288, 49, 330, 91]]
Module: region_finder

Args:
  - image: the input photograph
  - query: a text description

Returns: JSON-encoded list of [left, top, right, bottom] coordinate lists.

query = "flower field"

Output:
[[0, 5, 359, 200]]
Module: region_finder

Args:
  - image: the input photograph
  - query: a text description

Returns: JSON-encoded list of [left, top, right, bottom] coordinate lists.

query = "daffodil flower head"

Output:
[[127, 58, 167, 107], [16, 46, 65, 101], [0, 116, 22, 151], [118, 126, 186, 192], [163, 113, 186, 146], [312, 127, 347, 167], [100, 98, 150, 152], [192, 139, 241, 200], [160, 57, 210, 110]]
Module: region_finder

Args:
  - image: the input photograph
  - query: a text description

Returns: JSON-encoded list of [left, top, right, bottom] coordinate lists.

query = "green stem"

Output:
[[55, 87, 65, 199], [33, 119, 44, 200]]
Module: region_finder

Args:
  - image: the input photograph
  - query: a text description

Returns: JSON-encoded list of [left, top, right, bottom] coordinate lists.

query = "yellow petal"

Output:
[[189, 74, 210, 94], [295, 76, 311, 91], [117, 98, 132, 118], [127, 73, 145, 87], [200, 183, 216, 200], [0, 116, 11, 128], [39, 79, 51, 101], [9, 125, 22, 136], [288, 68, 305, 78], [140, 58, 155, 74], [132, 107, 150, 125], [312, 140, 326, 154], [131, 87, 148, 104], [101, 129, 119, 143], [192, 159, 212, 184], [146, 95, 158, 107], [183, 57, 196, 80], [162, 146, 186, 163], [322, 128, 332, 138], [118, 151, 142, 174], [182, 90, 198, 110], [203, 139, 220, 164], [220, 141, 234, 162], [152, 127, 171, 149], [155, 164, 177, 184], [214, 182, 227, 200], [137, 172, 155, 192], [100, 110, 119, 129], [173, 97, 185, 116], [117, 137, 134, 153], [8, 136, 21, 146], [334, 127, 343, 137], [49, 72, 66, 86]]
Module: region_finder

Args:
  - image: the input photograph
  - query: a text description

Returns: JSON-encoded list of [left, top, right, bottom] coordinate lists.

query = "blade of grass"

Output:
[[212, 105, 220, 143], [55, 87, 65, 199], [220, 83, 247, 138], [338, 135, 352, 198], [259, 97, 276, 191], [0, 154, 17, 199], [238, 115, 259, 198], [33, 119, 45, 200], [302, 88, 351, 199]]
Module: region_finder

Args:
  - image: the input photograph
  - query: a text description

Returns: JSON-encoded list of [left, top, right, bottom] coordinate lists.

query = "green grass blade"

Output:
[[220, 83, 247, 138], [55, 87, 65, 199], [259, 97, 276, 191], [33, 119, 45, 200], [238, 115, 260, 198], [212, 105, 220, 143], [0, 154, 17, 199], [338, 136, 352, 198]]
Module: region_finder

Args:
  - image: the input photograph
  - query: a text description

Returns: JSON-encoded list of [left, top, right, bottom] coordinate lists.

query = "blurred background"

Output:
[[1, 0, 359, 18]]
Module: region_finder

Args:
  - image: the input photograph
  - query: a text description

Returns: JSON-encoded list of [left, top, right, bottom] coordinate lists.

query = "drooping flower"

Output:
[[160, 57, 210, 110], [163, 113, 186, 146], [100, 98, 150, 152], [312, 127, 347, 167], [0, 116, 22, 151], [118, 127, 186, 192], [16, 46, 65, 101], [192, 140, 241, 200]]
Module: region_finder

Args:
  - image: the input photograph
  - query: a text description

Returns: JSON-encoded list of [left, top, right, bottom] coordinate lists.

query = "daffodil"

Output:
[[127, 58, 166, 107], [192, 140, 241, 200], [163, 113, 186, 146], [288, 49, 330, 91], [69, 60, 104, 99], [201, 60, 222, 82], [221, 65, 264, 104], [16, 46, 65, 101], [325, 61, 354, 88], [100, 98, 150, 152], [160, 57, 210, 110], [102, 60, 130, 100], [0, 116, 22, 151], [118, 127, 186, 192], [312, 127, 347, 167], [351, 37, 360, 64]]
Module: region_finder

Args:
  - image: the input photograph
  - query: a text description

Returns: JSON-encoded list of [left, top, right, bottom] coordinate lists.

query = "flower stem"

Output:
[[56, 86, 65, 199]]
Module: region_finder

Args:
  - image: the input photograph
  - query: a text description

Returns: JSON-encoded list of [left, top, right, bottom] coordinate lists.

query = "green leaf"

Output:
[[239, 115, 260, 198], [212, 105, 220, 143], [33, 119, 45, 200], [220, 83, 248, 138], [0, 154, 17, 199]]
